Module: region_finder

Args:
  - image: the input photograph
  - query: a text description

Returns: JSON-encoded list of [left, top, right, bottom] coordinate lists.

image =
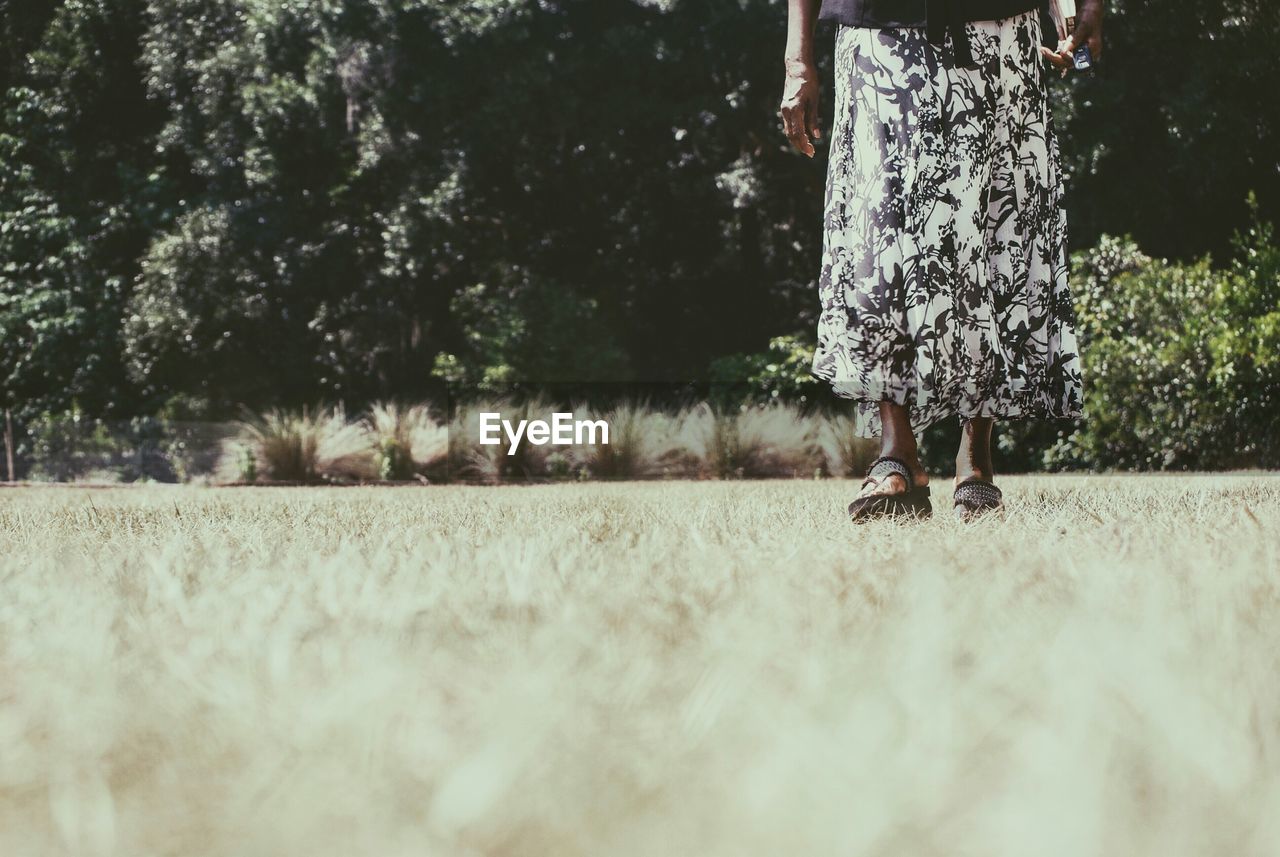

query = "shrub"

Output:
[[365, 403, 448, 481], [675, 403, 823, 480], [446, 398, 555, 483], [575, 402, 662, 481], [431, 276, 631, 395], [19, 406, 221, 483], [25, 407, 129, 482], [226, 407, 376, 484], [1045, 208, 1280, 471], [708, 335, 826, 407], [818, 414, 880, 479]]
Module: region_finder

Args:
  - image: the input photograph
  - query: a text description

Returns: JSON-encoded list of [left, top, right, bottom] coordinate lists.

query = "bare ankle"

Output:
[[955, 462, 995, 483], [879, 446, 928, 486]]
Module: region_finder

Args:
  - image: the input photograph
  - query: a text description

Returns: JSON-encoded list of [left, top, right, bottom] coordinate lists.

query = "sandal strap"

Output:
[[862, 456, 913, 489], [953, 479, 1003, 506]]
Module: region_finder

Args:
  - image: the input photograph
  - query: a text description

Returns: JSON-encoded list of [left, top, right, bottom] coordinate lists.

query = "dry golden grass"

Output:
[[2, 475, 1279, 857]]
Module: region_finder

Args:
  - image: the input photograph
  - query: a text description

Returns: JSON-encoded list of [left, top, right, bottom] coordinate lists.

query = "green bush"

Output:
[[1047, 204, 1280, 470], [708, 335, 825, 407], [432, 277, 631, 394], [25, 406, 126, 482], [19, 404, 228, 483]]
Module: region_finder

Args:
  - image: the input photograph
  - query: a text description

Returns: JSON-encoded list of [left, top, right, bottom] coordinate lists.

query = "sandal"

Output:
[[848, 456, 932, 522], [953, 478, 1004, 521]]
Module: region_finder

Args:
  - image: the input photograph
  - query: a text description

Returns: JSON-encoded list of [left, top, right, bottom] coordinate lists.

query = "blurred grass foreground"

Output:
[[2, 475, 1279, 855]]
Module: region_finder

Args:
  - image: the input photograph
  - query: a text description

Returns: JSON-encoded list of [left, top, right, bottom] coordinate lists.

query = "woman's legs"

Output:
[[855, 410, 1003, 522], [853, 401, 929, 498], [955, 417, 995, 484], [857, 411, 997, 498]]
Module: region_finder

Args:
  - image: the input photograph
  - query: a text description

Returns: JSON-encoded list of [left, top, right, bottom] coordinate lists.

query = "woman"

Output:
[[781, 0, 1102, 521]]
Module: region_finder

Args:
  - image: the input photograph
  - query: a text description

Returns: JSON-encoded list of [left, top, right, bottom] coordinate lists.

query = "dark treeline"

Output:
[[1, 0, 1278, 432]]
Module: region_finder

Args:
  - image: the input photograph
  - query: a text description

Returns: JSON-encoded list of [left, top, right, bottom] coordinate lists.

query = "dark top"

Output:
[[818, 0, 1042, 67], [817, 0, 1040, 28]]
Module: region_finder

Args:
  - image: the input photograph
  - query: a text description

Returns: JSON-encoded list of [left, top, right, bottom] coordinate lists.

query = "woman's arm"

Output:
[[1041, 0, 1106, 75], [781, 0, 822, 158]]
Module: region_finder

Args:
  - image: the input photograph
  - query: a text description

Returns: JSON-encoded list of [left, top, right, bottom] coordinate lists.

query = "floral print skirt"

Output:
[[811, 10, 1084, 437]]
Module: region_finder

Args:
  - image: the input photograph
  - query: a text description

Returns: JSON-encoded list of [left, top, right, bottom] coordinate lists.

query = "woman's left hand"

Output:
[[1040, 0, 1105, 77]]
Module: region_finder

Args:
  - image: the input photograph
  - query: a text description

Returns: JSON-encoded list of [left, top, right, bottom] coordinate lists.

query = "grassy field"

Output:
[[2, 475, 1279, 857]]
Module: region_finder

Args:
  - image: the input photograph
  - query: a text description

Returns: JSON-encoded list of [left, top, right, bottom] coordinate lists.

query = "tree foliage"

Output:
[[1, 0, 1277, 472], [1055, 0, 1280, 260], [1047, 203, 1280, 470]]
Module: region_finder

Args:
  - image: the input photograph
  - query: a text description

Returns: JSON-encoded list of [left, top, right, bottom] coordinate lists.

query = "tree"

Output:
[[0, 0, 164, 424], [2, 0, 1276, 474], [1055, 0, 1280, 260]]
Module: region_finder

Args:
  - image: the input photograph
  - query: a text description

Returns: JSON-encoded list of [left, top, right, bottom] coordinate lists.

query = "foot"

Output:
[[954, 417, 999, 521], [952, 468, 1003, 521], [849, 456, 932, 522], [853, 456, 928, 501]]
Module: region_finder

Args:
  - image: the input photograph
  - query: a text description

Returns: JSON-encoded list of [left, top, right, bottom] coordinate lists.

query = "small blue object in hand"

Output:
[[1072, 44, 1094, 72]]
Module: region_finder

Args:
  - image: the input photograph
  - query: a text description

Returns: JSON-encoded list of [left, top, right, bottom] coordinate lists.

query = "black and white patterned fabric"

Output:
[[811, 10, 1084, 437]]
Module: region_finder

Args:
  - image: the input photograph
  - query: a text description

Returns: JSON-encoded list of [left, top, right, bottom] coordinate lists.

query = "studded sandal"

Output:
[[848, 456, 933, 522], [952, 478, 1004, 521]]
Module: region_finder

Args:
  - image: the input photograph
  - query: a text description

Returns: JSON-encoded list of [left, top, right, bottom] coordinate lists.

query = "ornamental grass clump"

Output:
[[819, 414, 880, 478], [447, 398, 556, 484], [676, 403, 823, 480], [575, 402, 662, 481], [366, 403, 448, 482], [224, 407, 376, 484]]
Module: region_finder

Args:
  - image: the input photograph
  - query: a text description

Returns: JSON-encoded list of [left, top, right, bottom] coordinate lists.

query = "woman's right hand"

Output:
[[1041, 0, 1105, 77], [780, 59, 822, 158]]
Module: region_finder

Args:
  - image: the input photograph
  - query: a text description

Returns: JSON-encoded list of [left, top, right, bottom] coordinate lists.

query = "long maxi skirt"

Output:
[[811, 10, 1084, 437]]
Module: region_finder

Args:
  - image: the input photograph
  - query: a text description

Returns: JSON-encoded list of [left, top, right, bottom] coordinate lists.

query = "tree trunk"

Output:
[[3, 408, 13, 482]]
